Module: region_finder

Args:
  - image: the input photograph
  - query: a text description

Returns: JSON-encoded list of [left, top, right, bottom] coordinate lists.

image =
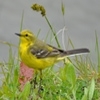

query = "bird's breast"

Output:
[[19, 44, 56, 70]]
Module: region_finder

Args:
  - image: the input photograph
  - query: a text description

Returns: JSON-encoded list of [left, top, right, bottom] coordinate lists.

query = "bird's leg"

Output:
[[38, 69, 42, 94], [29, 72, 37, 99], [30, 70, 38, 89], [33, 73, 37, 89]]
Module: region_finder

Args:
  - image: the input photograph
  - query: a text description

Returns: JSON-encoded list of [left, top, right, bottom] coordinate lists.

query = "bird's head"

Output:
[[15, 30, 36, 44]]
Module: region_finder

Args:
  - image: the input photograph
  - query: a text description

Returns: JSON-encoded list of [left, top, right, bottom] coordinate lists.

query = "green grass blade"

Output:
[[19, 81, 31, 100], [65, 63, 76, 86], [81, 88, 88, 100], [88, 78, 95, 100], [20, 10, 24, 32], [61, 1, 65, 16], [36, 29, 41, 37], [95, 32, 100, 73]]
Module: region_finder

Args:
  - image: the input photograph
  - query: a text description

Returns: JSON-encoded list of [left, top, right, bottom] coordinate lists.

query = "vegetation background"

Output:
[[0, 0, 100, 100]]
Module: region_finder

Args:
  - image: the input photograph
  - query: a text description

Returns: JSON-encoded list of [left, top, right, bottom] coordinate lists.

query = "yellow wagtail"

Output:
[[15, 30, 90, 91]]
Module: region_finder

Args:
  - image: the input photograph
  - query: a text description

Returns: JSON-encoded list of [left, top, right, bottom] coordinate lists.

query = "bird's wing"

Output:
[[29, 38, 90, 59], [29, 41, 63, 59]]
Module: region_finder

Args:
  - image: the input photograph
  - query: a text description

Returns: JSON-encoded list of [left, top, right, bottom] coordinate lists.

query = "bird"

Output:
[[15, 29, 90, 92]]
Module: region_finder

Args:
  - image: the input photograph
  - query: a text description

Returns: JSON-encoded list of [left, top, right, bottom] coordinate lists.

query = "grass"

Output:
[[0, 3, 100, 100], [0, 46, 99, 100]]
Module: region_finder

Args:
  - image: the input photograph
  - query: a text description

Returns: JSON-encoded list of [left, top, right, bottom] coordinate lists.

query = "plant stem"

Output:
[[45, 16, 61, 48]]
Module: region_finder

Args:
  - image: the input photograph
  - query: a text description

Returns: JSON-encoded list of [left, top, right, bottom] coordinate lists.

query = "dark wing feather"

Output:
[[30, 41, 63, 58]]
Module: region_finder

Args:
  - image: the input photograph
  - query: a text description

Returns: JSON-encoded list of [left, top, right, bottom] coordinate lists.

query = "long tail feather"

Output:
[[57, 48, 90, 60], [65, 48, 90, 56]]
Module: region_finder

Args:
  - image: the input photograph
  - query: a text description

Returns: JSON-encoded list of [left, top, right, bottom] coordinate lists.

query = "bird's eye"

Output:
[[25, 34, 28, 37]]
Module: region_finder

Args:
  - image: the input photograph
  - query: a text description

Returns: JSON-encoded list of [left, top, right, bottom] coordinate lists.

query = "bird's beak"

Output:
[[15, 33, 21, 36]]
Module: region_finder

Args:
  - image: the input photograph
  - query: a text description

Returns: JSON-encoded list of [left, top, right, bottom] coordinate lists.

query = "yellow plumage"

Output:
[[15, 29, 90, 92], [15, 29, 89, 70]]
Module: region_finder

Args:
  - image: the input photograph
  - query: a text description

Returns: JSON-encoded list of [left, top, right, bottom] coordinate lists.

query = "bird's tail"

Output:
[[57, 48, 90, 60]]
